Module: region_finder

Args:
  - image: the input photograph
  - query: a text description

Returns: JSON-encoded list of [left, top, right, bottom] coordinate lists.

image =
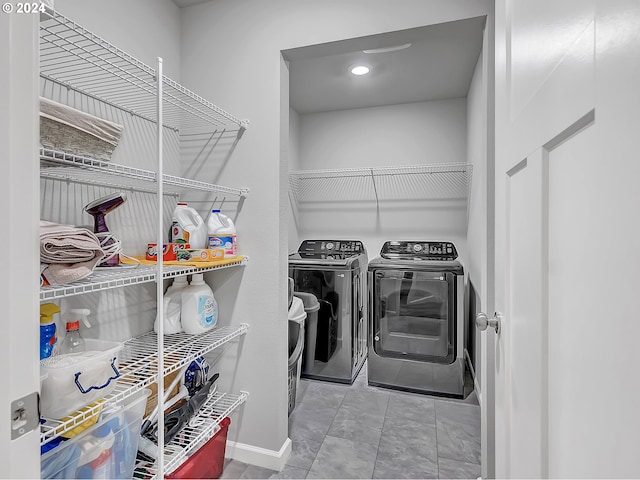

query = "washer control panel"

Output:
[[299, 240, 365, 254], [381, 241, 458, 261]]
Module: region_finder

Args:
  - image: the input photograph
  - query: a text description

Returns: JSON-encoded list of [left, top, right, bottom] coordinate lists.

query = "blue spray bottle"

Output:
[[40, 303, 60, 360]]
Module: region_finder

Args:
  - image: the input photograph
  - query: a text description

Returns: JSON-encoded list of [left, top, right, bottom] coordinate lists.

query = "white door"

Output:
[[0, 12, 41, 479], [491, 0, 640, 477]]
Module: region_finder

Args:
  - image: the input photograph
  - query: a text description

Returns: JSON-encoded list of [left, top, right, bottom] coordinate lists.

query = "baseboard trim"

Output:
[[226, 437, 292, 471]]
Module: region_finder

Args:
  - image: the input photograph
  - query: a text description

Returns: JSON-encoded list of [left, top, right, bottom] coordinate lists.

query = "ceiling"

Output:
[[284, 16, 486, 114]]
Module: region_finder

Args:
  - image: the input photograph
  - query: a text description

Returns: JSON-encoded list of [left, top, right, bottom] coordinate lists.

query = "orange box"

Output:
[[146, 243, 190, 261]]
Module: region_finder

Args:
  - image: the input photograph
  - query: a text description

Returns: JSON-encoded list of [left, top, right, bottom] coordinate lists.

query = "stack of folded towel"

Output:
[[40, 220, 105, 285]]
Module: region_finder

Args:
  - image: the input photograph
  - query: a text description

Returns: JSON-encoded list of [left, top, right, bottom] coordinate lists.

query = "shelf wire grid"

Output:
[[40, 148, 249, 197], [40, 8, 244, 133], [134, 391, 249, 479], [40, 325, 248, 445], [289, 163, 473, 203], [40, 258, 248, 301]]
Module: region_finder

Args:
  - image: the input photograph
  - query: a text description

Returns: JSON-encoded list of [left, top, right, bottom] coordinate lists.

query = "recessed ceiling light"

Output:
[[350, 65, 370, 76], [363, 43, 412, 54]]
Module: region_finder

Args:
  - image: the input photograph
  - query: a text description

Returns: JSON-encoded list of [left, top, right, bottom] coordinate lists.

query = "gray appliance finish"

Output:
[[368, 241, 465, 398], [288, 240, 367, 384]]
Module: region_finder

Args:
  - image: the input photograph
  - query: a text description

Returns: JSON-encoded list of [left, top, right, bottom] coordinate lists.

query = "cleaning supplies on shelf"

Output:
[[84, 192, 127, 267], [154, 277, 189, 335], [40, 303, 61, 360], [180, 274, 218, 334], [206, 209, 237, 258], [40, 221, 105, 285], [59, 309, 91, 355], [170, 202, 207, 249]]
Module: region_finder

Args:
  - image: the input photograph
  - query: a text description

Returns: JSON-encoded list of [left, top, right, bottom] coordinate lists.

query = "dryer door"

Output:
[[372, 269, 456, 364]]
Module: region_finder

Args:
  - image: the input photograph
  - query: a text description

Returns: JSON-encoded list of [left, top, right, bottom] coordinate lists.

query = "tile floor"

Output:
[[221, 363, 481, 479]]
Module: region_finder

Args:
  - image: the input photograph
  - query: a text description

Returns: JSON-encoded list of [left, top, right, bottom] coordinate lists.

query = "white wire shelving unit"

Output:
[[134, 391, 249, 479], [39, 257, 248, 301], [39, 9, 247, 134], [40, 324, 248, 445], [288, 163, 473, 207], [38, 8, 251, 477], [40, 148, 250, 198]]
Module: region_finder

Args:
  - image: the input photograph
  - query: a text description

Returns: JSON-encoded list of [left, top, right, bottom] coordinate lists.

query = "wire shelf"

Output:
[[40, 258, 248, 301], [289, 163, 473, 205], [40, 148, 249, 197], [40, 8, 245, 133], [40, 324, 248, 445], [133, 391, 248, 479]]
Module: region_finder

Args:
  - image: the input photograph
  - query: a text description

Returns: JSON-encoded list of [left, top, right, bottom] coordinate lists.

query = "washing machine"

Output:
[[368, 240, 465, 398], [288, 240, 367, 384]]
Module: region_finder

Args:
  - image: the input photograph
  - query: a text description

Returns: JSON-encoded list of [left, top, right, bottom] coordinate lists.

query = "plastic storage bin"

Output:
[[41, 388, 150, 479], [288, 296, 306, 415], [40, 339, 123, 420], [166, 417, 231, 479], [293, 292, 320, 373]]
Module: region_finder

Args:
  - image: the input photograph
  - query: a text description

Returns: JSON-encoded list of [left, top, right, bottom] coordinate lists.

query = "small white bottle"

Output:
[[180, 273, 218, 334]]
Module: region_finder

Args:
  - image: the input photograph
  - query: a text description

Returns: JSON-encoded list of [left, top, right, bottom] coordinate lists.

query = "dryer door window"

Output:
[[372, 269, 455, 364]]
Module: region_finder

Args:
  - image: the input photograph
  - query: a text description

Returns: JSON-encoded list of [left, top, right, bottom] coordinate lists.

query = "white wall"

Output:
[[465, 50, 486, 392], [180, 0, 492, 464], [295, 99, 469, 261]]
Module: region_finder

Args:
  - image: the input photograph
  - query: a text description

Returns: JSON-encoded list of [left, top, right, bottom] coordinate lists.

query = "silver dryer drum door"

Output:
[[372, 269, 456, 364]]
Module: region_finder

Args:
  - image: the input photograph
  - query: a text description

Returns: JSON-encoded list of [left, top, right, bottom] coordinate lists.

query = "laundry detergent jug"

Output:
[[206, 209, 237, 258], [154, 276, 188, 335], [170, 203, 207, 249], [180, 274, 217, 334]]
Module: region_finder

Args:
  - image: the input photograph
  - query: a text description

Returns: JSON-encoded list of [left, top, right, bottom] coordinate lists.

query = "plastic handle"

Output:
[[74, 358, 120, 394]]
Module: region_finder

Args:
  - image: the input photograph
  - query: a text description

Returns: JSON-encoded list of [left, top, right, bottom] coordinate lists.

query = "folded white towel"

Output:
[[40, 221, 105, 285]]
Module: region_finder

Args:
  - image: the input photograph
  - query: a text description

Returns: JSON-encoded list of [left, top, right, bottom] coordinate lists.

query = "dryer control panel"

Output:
[[380, 241, 458, 261], [299, 240, 365, 254]]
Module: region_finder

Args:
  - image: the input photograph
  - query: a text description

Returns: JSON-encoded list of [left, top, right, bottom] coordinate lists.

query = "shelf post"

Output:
[[156, 56, 165, 478]]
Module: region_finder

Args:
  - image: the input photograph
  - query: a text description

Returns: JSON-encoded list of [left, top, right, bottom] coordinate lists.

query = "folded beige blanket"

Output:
[[40, 221, 105, 285]]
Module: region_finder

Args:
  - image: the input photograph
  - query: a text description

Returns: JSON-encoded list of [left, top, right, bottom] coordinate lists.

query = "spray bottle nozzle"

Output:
[[69, 308, 92, 328]]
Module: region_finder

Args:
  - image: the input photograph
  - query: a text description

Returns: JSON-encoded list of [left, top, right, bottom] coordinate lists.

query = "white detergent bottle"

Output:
[[154, 276, 189, 335], [206, 209, 237, 258], [180, 273, 218, 334], [169, 202, 188, 243], [173, 205, 207, 249]]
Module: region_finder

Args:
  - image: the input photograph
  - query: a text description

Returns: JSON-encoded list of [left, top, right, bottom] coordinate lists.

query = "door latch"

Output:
[[11, 392, 39, 440]]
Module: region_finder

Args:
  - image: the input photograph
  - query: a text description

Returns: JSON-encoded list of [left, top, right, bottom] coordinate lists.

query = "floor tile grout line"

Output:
[[435, 399, 440, 479]]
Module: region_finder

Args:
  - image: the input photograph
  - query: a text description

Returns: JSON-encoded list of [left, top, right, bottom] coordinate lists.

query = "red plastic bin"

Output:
[[166, 417, 231, 479]]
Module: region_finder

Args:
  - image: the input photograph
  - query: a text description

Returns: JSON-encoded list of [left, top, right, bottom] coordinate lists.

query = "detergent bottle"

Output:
[[170, 202, 207, 249], [154, 277, 189, 335], [180, 273, 218, 334], [75, 423, 115, 479], [40, 303, 60, 360], [206, 209, 237, 258]]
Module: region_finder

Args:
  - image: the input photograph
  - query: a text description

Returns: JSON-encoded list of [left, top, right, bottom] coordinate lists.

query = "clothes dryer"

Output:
[[288, 240, 367, 384], [368, 241, 465, 397]]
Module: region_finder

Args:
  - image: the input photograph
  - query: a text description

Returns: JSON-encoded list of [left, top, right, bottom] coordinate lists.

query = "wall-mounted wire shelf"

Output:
[[40, 257, 248, 301], [134, 391, 249, 479], [289, 163, 473, 207], [40, 148, 249, 197], [40, 324, 248, 445], [40, 8, 247, 133]]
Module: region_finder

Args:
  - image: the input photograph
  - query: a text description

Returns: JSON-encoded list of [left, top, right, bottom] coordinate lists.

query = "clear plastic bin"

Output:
[[41, 388, 150, 479], [40, 339, 123, 420]]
